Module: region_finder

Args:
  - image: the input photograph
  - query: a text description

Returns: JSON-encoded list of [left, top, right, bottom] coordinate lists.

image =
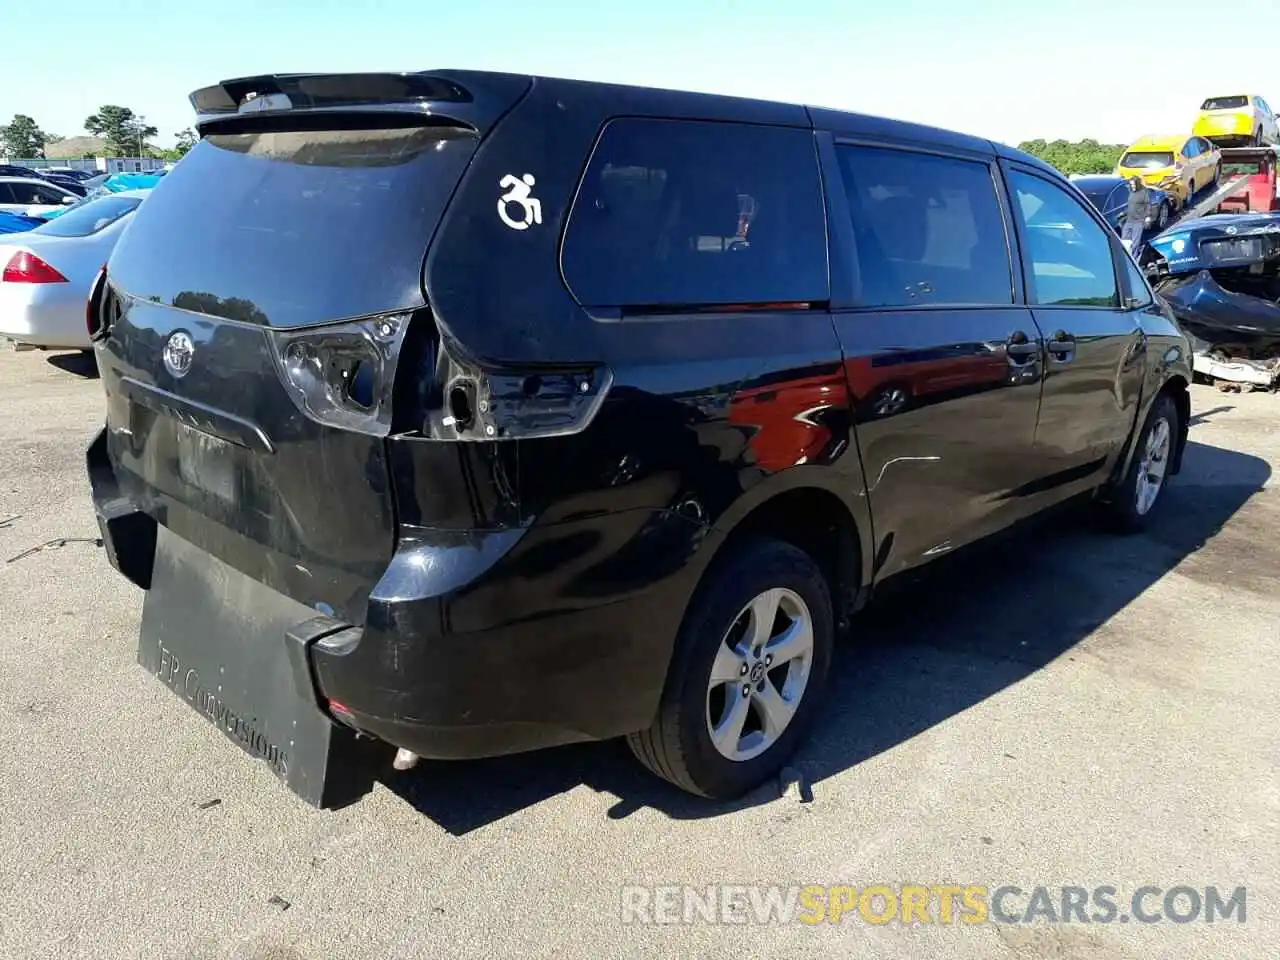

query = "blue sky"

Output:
[[5, 0, 1279, 149]]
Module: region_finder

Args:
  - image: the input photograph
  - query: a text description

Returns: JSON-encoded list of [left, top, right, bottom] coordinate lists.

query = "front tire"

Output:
[[1100, 393, 1179, 532], [1156, 201, 1170, 230], [627, 538, 834, 798]]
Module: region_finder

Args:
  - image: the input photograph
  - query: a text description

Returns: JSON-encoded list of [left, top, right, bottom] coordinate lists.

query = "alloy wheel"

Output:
[[705, 587, 815, 762], [1135, 417, 1171, 516]]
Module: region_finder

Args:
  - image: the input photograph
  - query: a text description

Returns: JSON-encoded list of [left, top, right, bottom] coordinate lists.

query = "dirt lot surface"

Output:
[[0, 348, 1275, 959]]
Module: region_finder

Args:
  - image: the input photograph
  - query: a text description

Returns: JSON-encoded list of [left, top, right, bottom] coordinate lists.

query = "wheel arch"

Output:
[[1163, 374, 1191, 474], [687, 471, 874, 634], [1111, 373, 1190, 490]]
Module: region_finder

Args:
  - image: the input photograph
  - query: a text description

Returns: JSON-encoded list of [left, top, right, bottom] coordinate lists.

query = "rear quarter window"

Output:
[[561, 119, 829, 309]]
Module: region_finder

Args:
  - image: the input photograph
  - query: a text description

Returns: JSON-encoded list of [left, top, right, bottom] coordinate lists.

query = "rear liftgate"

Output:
[[105, 69, 536, 807]]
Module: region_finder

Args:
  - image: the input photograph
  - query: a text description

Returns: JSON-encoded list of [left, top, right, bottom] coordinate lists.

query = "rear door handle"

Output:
[[1005, 331, 1040, 359]]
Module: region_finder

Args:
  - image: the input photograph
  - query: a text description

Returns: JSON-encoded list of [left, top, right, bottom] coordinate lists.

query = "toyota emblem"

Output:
[[163, 330, 195, 378]]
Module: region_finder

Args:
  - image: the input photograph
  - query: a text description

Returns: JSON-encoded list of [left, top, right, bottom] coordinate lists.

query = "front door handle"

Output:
[[1047, 330, 1076, 362]]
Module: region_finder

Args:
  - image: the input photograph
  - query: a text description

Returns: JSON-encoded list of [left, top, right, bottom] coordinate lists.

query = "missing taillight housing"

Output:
[[267, 312, 411, 437], [426, 339, 613, 442], [266, 310, 612, 441], [86, 265, 109, 340]]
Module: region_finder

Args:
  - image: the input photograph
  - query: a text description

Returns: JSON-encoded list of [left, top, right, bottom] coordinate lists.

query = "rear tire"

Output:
[[1099, 393, 1179, 533], [627, 538, 834, 799]]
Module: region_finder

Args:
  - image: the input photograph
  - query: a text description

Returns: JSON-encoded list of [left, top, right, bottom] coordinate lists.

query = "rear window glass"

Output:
[[1222, 160, 1264, 176], [561, 118, 828, 308], [1121, 151, 1174, 169], [834, 145, 1013, 307], [1201, 96, 1249, 110], [31, 195, 141, 237], [107, 125, 478, 327]]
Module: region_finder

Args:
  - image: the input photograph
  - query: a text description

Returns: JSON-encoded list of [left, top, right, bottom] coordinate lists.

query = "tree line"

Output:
[[0, 107, 196, 161], [1015, 139, 1128, 175]]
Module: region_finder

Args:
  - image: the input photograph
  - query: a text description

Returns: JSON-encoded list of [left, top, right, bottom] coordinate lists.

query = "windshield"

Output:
[[1121, 151, 1174, 170], [1201, 96, 1249, 110], [108, 124, 479, 328], [31, 195, 142, 238]]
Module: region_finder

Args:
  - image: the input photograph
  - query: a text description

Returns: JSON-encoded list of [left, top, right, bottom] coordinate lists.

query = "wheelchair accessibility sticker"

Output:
[[498, 174, 543, 230]]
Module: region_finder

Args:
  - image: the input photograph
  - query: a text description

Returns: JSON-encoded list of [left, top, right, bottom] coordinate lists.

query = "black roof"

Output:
[[189, 68, 1061, 178]]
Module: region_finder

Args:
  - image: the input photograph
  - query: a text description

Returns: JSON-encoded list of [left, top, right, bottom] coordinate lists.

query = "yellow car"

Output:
[[1115, 135, 1220, 210], [1193, 94, 1279, 148]]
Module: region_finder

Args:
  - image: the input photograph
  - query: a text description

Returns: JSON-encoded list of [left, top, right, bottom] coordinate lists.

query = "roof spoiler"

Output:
[[188, 71, 533, 132]]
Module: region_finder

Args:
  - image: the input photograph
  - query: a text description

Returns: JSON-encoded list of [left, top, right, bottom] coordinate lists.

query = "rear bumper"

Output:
[[1132, 172, 1184, 197], [87, 429, 157, 589], [88, 427, 694, 763], [1194, 116, 1253, 138], [313, 566, 666, 760]]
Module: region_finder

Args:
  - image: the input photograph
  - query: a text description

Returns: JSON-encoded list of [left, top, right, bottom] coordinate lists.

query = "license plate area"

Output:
[[138, 525, 385, 808], [173, 420, 236, 503]]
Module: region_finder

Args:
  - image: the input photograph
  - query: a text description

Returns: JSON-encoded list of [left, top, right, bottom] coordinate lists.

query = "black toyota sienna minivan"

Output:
[[87, 70, 1192, 807]]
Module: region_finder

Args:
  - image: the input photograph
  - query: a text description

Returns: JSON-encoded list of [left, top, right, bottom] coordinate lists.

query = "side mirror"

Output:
[[61, 195, 77, 205]]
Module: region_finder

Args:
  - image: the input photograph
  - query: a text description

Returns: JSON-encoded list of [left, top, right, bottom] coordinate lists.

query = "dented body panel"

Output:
[[1150, 213, 1280, 365]]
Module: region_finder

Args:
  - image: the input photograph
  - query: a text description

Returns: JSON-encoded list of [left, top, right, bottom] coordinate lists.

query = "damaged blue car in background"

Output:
[[1147, 213, 1280, 390]]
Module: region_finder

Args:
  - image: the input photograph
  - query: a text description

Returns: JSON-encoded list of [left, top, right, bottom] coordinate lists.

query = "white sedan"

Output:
[[0, 190, 148, 349], [0, 177, 80, 217]]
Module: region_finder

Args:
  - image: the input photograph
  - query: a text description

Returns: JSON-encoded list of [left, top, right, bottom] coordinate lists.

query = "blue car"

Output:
[[1072, 175, 1173, 234], [1146, 212, 1280, 358], [39, 172, 165, 221], [1149, 212, 1280, 274]]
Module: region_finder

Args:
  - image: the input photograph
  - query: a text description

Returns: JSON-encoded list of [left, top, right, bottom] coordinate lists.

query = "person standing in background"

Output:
[[1121, 176, 1149, 253]]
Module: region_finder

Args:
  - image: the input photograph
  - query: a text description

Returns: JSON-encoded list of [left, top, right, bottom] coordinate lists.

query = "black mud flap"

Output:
[[138, 526, 389, 809]]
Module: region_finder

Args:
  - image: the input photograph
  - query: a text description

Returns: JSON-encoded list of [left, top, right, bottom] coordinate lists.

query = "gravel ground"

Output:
[[0, 348, 1276, 960]]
